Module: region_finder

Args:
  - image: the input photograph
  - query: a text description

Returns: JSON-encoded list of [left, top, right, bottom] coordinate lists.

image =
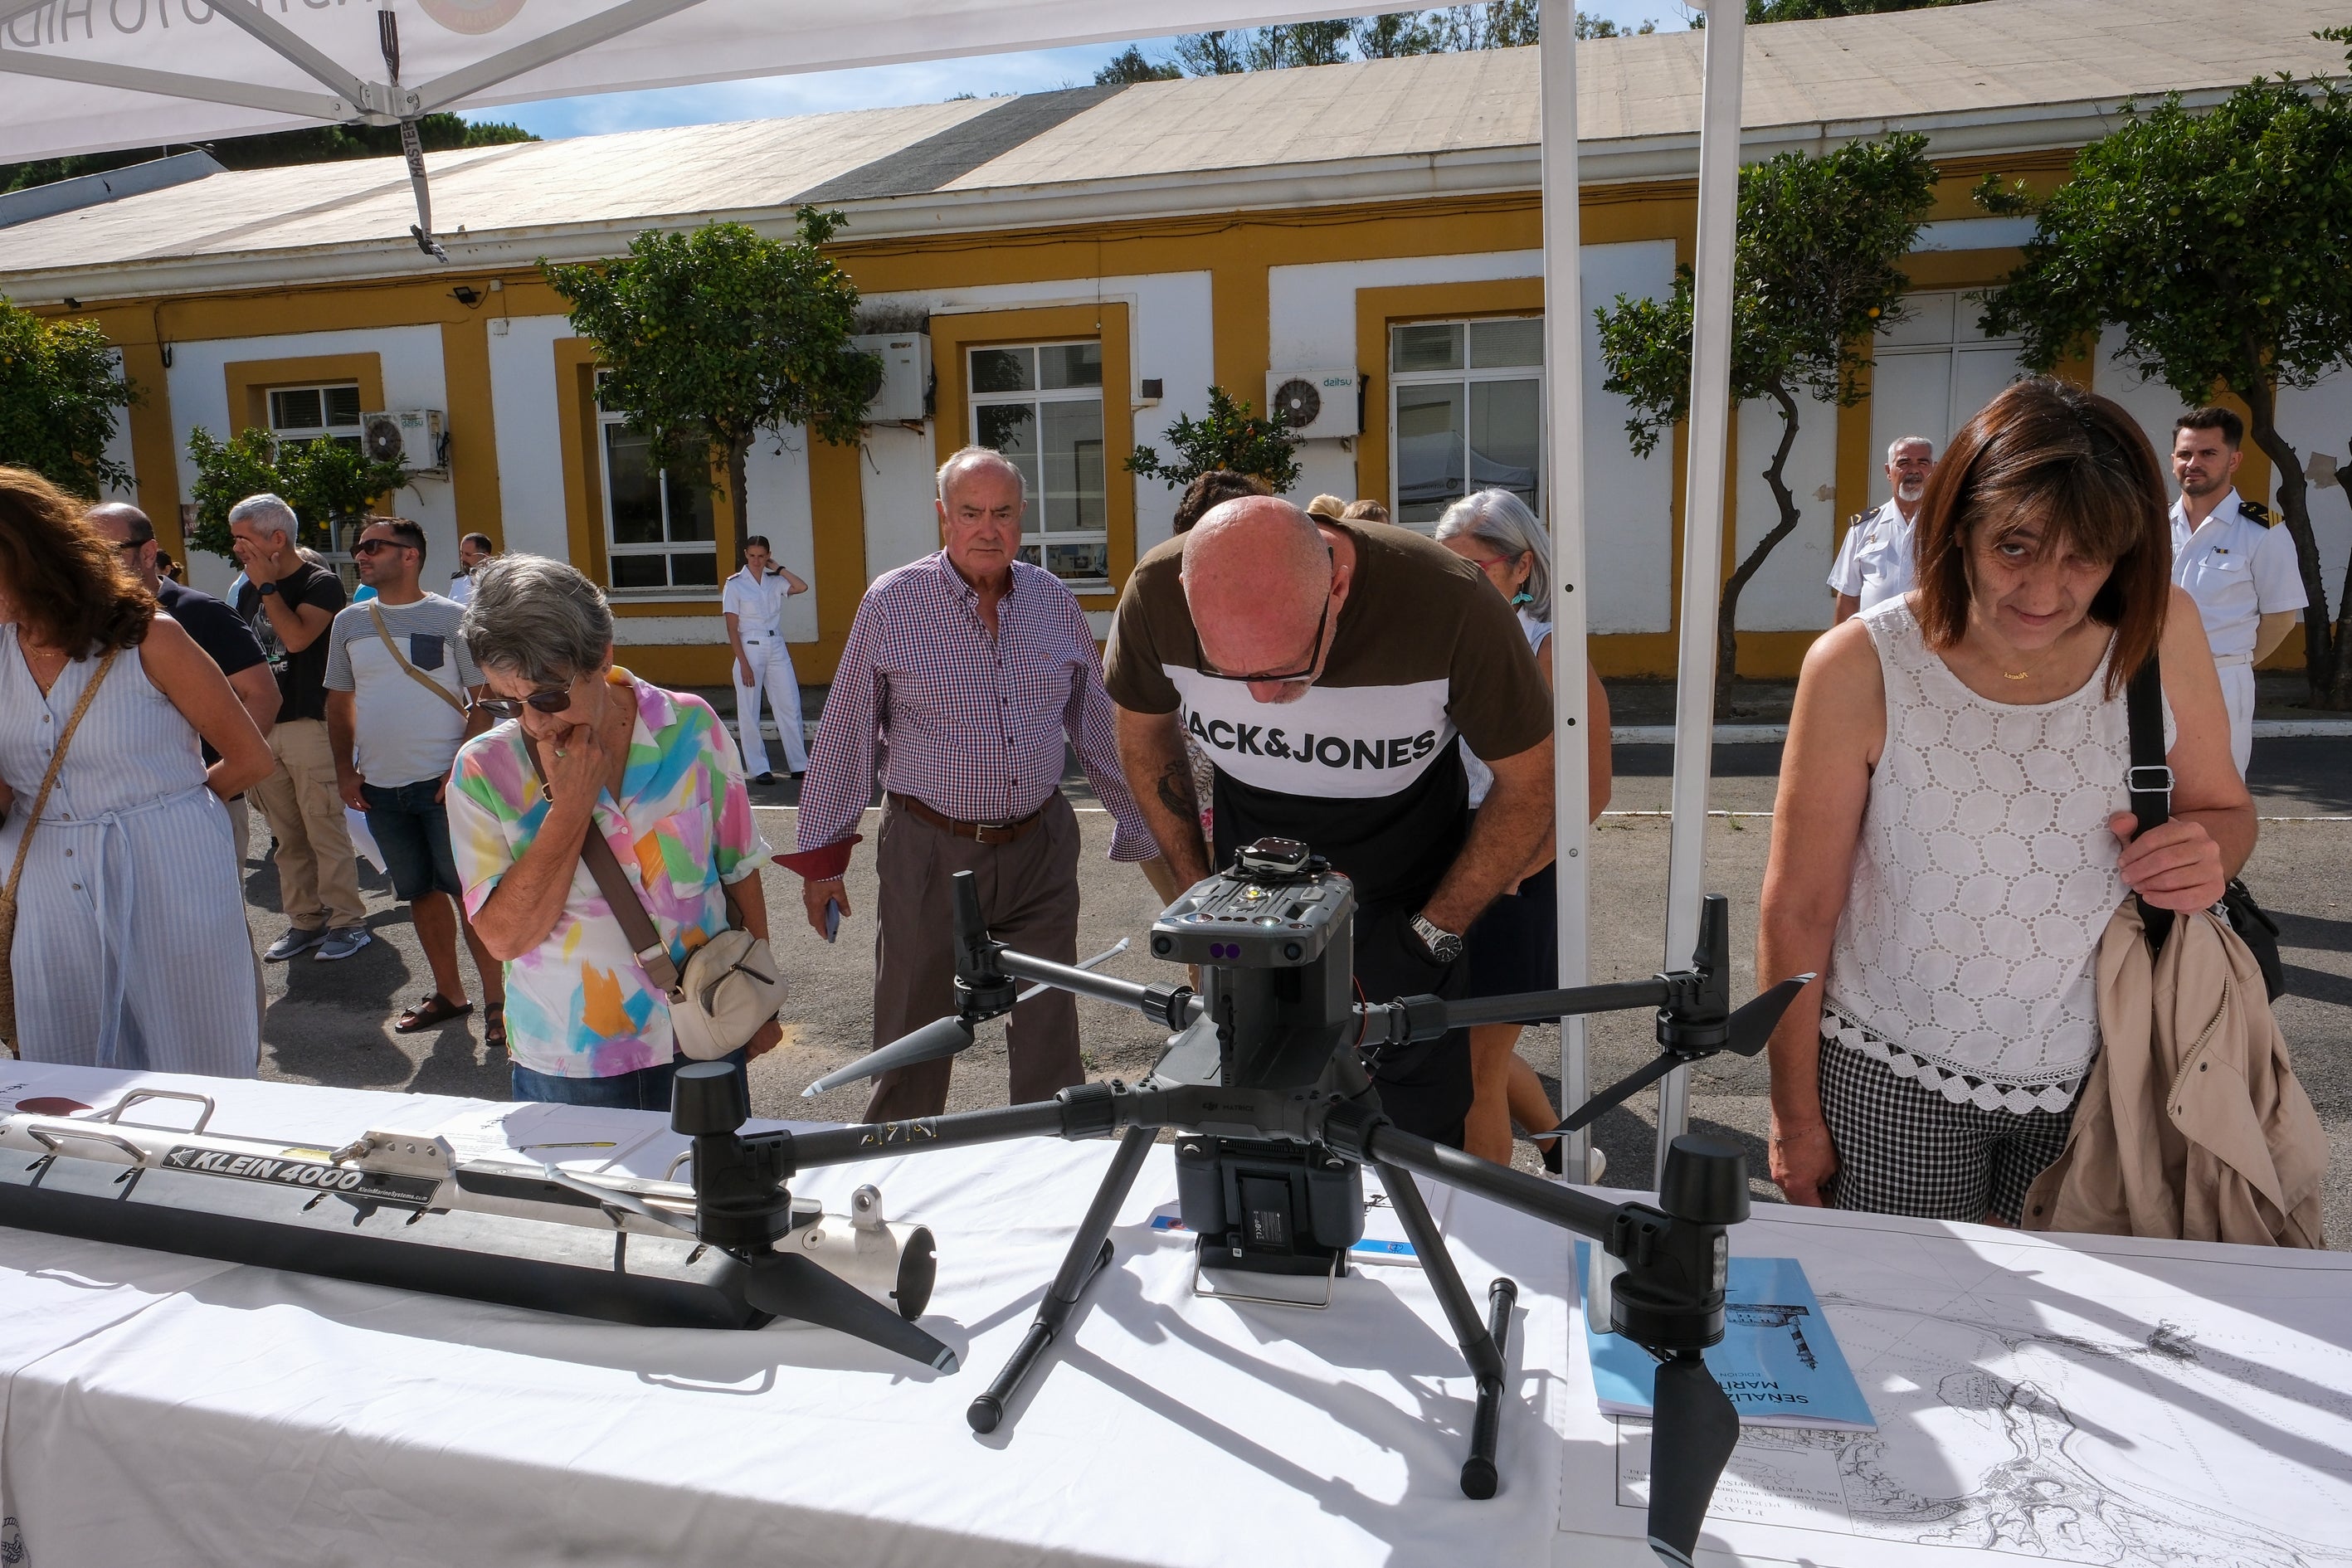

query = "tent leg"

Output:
[[1656, 0, 1746, 1189]]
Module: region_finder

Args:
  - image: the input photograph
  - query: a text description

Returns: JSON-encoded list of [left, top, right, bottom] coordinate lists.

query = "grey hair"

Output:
[[1434, 489, 1552, 621], [936, 445, 1027, 506], [227, 492, 298, 540], [1887, 434, 1934, 463], [460, 553, 615, 685]]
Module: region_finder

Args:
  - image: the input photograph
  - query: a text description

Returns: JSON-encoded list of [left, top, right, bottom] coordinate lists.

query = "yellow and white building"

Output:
[[2, 0, 2345, 686]]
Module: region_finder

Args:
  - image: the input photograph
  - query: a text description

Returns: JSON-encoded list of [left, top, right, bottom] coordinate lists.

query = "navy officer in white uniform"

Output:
[[2169, 406, 2306, 776], [1829, 435, 1935, 623], [723, 533, 811, 782]]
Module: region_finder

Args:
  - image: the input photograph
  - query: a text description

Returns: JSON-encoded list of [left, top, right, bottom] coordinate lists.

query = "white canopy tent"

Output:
[[0, 0, 1745, 1183]]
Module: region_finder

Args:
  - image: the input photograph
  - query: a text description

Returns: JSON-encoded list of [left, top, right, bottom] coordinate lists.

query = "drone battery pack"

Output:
[[0, 1150, 767, 1331], [1174, 1136, 1364, 1277]]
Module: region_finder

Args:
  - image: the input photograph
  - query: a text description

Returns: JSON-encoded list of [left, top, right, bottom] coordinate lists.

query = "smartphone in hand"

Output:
[[822, 897, 841, 943]]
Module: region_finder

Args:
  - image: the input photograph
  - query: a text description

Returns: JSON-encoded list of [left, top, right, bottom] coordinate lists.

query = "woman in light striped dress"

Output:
[[0, 467, 274, 1076]]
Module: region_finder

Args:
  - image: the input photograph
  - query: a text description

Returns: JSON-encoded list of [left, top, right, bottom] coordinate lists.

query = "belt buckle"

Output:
[[972, 816, 1017, 842]]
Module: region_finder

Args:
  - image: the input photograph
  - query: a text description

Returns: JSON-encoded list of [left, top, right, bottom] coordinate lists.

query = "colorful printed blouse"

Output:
[[446, 670, 770, 1079]]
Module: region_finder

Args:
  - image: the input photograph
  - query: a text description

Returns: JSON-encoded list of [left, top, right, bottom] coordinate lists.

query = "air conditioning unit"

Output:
[[361, 408, 447, 477], [855, 331, 933, 424], [1265, 368, 1360, 440]]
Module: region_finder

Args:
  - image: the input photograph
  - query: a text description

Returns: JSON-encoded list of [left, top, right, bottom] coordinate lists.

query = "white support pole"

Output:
[[1536, 0, 1594, 1184], [1655, 0, 1746, 1190]]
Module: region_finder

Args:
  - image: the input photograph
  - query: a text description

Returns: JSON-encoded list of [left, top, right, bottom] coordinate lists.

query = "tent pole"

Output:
[[1654, 0, 1746, 1190], [1536, 0, 1594, 1185]]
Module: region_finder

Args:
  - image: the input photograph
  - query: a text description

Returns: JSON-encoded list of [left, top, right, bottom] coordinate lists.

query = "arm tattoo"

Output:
[[1155, 758, 1198, 820]]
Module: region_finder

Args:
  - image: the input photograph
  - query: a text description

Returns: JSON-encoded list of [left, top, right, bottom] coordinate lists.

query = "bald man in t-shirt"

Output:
[[1104, 497, 1555, 1147]]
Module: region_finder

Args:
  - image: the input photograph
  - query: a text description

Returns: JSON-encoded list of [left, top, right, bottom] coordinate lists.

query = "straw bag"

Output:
[[1, 648, 120, 1054]]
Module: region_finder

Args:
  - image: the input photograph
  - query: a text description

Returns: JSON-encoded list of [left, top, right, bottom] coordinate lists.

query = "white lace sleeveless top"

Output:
[[1822, 598, 2172, 1113]]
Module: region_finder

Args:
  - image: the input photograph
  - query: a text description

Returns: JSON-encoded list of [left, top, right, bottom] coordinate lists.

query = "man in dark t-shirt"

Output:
[[1104, 498, 1555, 1147], [229, 494, 369, 963]]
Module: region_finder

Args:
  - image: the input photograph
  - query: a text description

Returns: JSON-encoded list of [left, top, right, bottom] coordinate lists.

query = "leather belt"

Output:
[[889, 791, 1045, 845]]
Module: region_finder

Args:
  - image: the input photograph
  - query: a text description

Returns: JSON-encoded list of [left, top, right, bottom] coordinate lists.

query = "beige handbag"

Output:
[[2, 648, 120, 1054]]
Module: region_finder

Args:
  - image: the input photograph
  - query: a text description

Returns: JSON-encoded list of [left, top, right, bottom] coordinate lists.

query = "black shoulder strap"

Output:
[[2124, 654, 2175, 948]]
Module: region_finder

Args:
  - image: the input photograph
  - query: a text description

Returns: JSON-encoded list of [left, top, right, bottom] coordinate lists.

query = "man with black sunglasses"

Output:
[[1104, 496, 1556, 1149]]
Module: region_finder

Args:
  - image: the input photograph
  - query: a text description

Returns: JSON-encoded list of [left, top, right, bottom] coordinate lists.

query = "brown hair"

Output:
[[1341, 499, 1390, 524], [0, 465, 154, 658], [1912, 377, 2169, 698], [2174, 405, 2243, 449], [1172, 470, 1271, 534]]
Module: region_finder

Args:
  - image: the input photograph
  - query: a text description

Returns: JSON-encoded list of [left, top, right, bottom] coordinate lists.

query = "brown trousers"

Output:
[[863, 791, 1083, 1122]]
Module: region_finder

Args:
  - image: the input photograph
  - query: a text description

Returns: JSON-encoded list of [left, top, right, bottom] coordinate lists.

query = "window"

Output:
[[1867, 292, 2024, 508], [967, 340, 1107, 587], [266, 382, 366, 571], [1388, 317, 1543, 528], [596, 372, 717, 593]]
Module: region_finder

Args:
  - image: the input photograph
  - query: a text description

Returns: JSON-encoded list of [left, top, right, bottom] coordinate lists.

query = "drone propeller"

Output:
[[743, 1249, 959, 1372], [1646, 1351, 1741, 1566], [804, 1015, 977, 1098], [1557, 974, 1813, 1134]]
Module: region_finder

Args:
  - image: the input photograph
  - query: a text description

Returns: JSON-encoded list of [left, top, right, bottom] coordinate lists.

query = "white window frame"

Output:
[[967, 339, 1109, 591], [265, 381, 365, 573], [1387, 315, 1546, 533], [594, 371, 719, 600], [1867, 291, 2026, 509]]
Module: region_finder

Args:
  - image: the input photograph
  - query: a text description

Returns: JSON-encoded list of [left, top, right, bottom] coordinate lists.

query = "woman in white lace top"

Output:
[[1760, 379, 2253, 1224]]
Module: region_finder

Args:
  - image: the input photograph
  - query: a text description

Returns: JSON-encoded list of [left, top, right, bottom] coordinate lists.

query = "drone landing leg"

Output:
[[968, 1125, 1156, 1436], [1374, 1159, 1515, 1500]]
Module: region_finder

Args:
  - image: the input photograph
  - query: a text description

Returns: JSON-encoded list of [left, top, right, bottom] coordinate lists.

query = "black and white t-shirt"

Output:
[[1104, 519, 1551, 907]]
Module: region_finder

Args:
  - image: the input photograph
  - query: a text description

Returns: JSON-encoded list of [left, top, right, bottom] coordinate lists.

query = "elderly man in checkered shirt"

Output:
[[792, 446, 1160, 1121]]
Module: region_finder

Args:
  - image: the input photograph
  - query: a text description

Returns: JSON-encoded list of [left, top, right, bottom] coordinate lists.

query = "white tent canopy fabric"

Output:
[[2, 0, 1744, 1179]]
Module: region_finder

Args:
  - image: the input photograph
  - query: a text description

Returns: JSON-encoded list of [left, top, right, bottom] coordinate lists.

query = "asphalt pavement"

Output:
[[244, 731, 2352, 1248]]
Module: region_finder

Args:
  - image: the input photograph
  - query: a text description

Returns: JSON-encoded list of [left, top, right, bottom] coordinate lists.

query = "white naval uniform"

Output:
[[1828, 499, 1917, 614], [2170, 487, 2306, 776], [723, 565, 808, 776], [446, 571, 473, 607]]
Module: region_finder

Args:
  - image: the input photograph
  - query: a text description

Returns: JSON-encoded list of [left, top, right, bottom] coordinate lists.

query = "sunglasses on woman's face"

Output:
[[479, 685, 576, 719]]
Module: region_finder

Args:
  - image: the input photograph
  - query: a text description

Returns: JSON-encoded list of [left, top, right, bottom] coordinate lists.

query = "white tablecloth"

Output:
[[7, 1064, 2350, 1568]]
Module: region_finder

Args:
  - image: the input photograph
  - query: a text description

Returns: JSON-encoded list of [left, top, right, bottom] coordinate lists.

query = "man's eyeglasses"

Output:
[[1192, 594, 1331, 684], [479, 686, 575, 718], [352, 538, 413, 558]]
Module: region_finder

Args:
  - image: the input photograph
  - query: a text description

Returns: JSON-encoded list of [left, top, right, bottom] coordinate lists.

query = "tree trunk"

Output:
[[2242, 370, 2345, 708], [1714, 384, 1808, 722], [723, 436, 754, 562]]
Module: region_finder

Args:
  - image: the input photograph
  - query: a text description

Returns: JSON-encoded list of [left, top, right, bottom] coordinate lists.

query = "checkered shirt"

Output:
[[797, 552, 1154, 862]]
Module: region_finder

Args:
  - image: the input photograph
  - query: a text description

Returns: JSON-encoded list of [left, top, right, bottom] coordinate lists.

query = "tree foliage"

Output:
[[1127, 387, 1303, 494], [543, 213, 880, 549], [1746, 0, 1975, 21], [1596, 134, 1937, 714], [183, 424, 409, 560], [1978, 72, 2352, 704], [0, 113, 533, 195], [1094, 46, 1181, 85], [1150, 4, 1649, 78], [0, 296, 137, 499]]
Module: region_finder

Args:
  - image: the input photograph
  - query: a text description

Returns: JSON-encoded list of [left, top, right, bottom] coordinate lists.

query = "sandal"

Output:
[[482, 1005, 507, 1053], [394, 994, 475, 1033]]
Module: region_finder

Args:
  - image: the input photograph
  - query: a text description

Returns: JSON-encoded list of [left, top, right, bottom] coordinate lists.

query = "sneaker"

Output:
[[263, 926, 327, 962], [313, 928, 373, 962]]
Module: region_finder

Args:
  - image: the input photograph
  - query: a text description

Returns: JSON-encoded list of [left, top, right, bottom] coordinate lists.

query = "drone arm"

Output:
[[996, 952, 1200, 1030], [1385, 977, 1674, 1039]]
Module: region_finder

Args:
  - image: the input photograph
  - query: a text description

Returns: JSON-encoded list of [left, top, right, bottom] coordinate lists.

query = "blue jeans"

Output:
[[360, 778, 461, 903], [510, 1048, 748, 1110]]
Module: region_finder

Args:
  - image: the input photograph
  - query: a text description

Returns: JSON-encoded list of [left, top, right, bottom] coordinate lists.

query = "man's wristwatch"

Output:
[[255, 580, 280, 597], [1409, 911, 1465, 966]]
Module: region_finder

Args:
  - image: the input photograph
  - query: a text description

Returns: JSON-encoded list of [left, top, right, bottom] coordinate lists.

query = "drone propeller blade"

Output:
[[744, 1249, 959, 1372], [1646, 1351, 1740, 1567], [1556, 1050, 1682, 1134], [1724, 973, 1815, 1059], [804, 1015, 976, 1098], [535, 1163, 698, 1238]]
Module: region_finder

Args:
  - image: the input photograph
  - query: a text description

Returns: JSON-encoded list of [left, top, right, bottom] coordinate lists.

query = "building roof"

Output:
[[1, 0, 2342, 301]]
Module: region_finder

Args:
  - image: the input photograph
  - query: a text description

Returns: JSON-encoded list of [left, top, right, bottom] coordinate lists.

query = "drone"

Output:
[[0, 837, 1804, 1566]]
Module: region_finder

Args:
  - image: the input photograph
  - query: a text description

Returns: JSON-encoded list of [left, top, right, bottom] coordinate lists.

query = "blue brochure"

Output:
[[1577, 1244, 1877, 1430]]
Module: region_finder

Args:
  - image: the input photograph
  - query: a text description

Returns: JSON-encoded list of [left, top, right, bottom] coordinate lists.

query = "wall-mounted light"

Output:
[[450, 285, 483, 308], [160, 342, 174, 368]]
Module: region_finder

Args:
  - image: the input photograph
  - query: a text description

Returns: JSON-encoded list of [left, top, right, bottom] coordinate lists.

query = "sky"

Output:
[[480, 7, 1687, 141]]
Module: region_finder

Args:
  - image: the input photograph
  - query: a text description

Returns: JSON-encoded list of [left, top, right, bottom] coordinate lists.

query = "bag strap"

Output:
[[523, 743, 682, 997], [2122, 653, 2175, 948], [368, 601, 472, 718], [4, 648, 121, 903]]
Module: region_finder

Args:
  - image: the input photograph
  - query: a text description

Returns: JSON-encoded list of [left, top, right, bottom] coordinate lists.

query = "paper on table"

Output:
[[1579, 1243, 1876, 1430]]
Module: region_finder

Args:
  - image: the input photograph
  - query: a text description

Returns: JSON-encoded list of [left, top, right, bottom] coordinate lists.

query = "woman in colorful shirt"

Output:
[[447, 555, 778, 1108]]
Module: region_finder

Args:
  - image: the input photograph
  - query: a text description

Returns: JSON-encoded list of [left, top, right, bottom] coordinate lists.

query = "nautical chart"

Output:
[[1557, 1205, 2352, 1567]]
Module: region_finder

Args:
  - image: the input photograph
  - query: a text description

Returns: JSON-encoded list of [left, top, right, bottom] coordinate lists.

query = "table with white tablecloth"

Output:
[[3, 1064, 2349, 1568]]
